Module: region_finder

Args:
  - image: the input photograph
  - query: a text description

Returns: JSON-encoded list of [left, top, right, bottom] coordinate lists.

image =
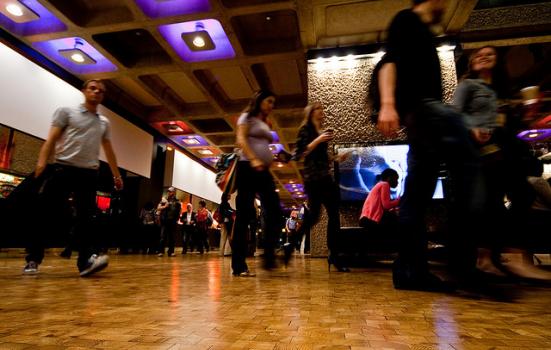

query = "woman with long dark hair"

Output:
[[232, 89, 282, 276], [294, 102, 349, 272]]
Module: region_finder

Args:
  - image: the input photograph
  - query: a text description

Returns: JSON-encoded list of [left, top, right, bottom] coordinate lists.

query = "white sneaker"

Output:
[[23, 261, 39, 274], [80, 254, 109, 277]]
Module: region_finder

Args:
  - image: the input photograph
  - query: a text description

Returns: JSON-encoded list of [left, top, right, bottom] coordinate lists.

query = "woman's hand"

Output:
[[315, 131, 334, 145]]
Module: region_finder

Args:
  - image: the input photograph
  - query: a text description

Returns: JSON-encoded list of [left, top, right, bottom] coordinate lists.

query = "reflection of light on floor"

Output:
[[431, 300, 459, 348], [170, 261, 180, 305], [208, 259, 221, 301]]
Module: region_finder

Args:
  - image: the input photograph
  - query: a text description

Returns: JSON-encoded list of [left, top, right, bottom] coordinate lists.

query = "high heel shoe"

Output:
[[328, 255, 350, 272]]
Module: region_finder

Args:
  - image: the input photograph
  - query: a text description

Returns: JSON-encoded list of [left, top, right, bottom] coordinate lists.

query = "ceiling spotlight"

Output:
[[6, 3, 22, 16], [181, 22, 216, 51], [166, 145, 174, 151], [192, 36, 205, 48], [198, 149, 214, 155], [182, 137, 200, 145], [58, 38, 96, 65], [0, 0, 40, 23], [266, 16, 271, 21]]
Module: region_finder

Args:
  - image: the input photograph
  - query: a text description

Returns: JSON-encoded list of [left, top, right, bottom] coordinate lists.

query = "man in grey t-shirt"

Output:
[[23, 79, 123, 277]]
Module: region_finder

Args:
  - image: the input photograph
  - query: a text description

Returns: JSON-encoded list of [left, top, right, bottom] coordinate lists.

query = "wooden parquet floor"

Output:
[[1, 251, 551, 350]]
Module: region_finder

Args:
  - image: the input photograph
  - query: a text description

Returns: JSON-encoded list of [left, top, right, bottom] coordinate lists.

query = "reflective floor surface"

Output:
[[1, 251, 551, 349]]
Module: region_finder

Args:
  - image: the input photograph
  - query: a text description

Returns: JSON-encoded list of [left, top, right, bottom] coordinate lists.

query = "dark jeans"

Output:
[[25, 163, 98, 271], [159, 221, 177, 255], [195, 226, 209, 253], [181, 225, 195, 253], [396, 100, 479, 279], [304, 175, 341, 256], [232, 161, 282, 274]]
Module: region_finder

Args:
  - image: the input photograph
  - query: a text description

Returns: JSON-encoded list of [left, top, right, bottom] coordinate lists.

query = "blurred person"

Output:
[[218, 193, 234, 256], [180, 203, 196, 254], [23, 79, 123, 276], [293, 102, 350, 272], [139, 201, 158, 255], [157, 187, 181, 257], [233, 89, 283, 276], [376, 0, 479, 290], [285, 210, 299, 252], [359, 168, 400, 235], [195, 200, 212, 254], [452, 46, 509, 277], [297, 201, 311, 255]]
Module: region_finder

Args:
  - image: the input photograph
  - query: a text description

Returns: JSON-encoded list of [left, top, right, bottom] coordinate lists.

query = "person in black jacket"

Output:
[[218, 193, 234, 256], [376, 0, 478, 291], [294, 102, 349, 272], [157, 187, 181, 257], [180, 203, 196, 254]]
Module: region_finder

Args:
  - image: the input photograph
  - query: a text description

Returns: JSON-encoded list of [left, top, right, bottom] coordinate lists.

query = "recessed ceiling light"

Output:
[[192, 36, 205, 48], [266, 16, 271, 21], [181, 22, 215, 51], [0, 0, 39, 23], [6, 3, 22, 16], [182, 138, 200, 145], [198, 149, 213, 155], [58, 48, 96, 65]]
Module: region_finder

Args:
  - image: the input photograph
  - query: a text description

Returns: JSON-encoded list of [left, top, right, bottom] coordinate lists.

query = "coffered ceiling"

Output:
[[1, 0, 550, 207]]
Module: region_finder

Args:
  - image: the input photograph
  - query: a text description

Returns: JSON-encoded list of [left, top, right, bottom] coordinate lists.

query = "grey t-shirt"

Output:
[[52, 104, 111, 169], [452, 79, 498, 131], [237, 113, 273, 166]]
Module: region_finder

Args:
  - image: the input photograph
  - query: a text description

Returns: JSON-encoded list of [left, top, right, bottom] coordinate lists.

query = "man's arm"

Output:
[[102, 139, 123, 190], [377, 62, 400, 137], [35, 126, 64, 177]]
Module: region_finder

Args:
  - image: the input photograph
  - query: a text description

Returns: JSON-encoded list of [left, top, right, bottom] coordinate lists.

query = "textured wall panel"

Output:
[[307, 53, 457, 257]]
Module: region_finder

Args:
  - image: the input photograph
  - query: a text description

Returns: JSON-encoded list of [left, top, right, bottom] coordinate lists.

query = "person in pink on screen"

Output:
[[359, 168, 400, 232]]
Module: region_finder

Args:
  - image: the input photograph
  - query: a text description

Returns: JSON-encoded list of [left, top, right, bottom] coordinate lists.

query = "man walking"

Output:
[[24, 79, 123, 277], [377, 0, 478, 291]]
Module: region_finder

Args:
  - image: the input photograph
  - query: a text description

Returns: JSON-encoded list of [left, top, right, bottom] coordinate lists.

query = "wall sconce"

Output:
[[0, 0, 39, 23], [181, 22, 215, 51], [58, 38, 96, 65]]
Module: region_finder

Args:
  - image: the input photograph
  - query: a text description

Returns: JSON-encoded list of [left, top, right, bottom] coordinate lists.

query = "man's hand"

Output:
[[35, 162, 47, 178], [377, 104, 400, 137], [114, 176, 124, 191]]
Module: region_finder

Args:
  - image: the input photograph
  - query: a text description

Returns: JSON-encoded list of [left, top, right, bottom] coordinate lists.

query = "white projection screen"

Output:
[[0, 42, 153, 178]]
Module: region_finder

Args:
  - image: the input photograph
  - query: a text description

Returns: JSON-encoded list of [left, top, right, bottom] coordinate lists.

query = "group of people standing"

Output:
[[140, 190, 216, 257]]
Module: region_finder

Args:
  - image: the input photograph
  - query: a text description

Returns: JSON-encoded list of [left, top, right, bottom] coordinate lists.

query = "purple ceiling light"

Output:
[[0, 0, 66, 36], [517, 129, 551, 142], [134, 0, 210, 19], [170, 134, 209, 147], [269, 143, 285, 154], [33, 37, 117, 75], [158, 19, 235, 62]]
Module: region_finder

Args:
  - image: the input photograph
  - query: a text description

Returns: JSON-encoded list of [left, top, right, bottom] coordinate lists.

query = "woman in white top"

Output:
[[233, 90, 282, 276]]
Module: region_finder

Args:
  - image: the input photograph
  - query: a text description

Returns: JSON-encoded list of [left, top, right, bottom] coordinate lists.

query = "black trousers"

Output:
[[25, 163, 98, 271], [159, 221, 177, 255], [304, 175, 341, 256], [181, 225, 195, 253], [396, 100, 479, 279], [232, 161, 282, 274]]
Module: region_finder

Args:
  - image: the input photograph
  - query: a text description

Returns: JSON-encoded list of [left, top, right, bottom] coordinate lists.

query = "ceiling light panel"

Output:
[[134, 0, 210, 18], [33, 37, 117, 74], [159, 19, 235, 62], [0, 0, 66, 36]]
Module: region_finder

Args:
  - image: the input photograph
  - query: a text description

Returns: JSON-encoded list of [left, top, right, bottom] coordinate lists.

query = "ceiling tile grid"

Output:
[[2, 0, 546, 207]]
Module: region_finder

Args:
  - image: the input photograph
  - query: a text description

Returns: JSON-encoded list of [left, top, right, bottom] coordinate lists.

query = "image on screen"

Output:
[[336, 144, 444, 201]]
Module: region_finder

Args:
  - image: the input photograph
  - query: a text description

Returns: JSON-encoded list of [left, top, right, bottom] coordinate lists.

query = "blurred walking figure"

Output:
[[376, 0, 478, 290], [218, 193, 234, 256], [157, 187, 181, 257], [22, 79, 123, 276], [233, 89, 283, 276], [139, 201, 158, 255], [294, 102, 349, 272]]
